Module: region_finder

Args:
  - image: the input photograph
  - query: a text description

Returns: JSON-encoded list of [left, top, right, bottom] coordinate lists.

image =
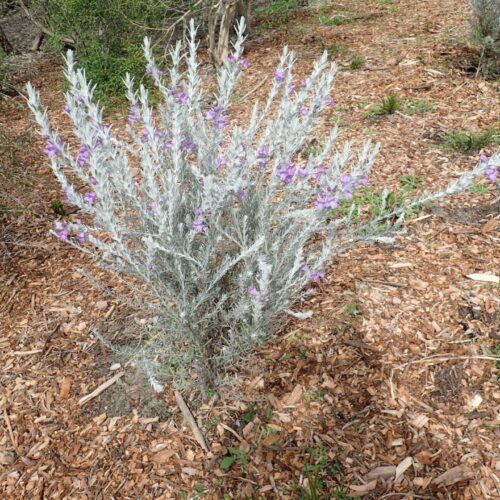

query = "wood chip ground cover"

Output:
[[1, 0, 499, 498]]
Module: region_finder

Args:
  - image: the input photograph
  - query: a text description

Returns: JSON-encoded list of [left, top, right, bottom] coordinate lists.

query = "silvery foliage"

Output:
[[470, 0, 500, 53], [26, 19, 494, 395]]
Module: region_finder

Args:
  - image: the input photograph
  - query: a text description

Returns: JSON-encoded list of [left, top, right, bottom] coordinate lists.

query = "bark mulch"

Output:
[[1, 0, 499, 498]]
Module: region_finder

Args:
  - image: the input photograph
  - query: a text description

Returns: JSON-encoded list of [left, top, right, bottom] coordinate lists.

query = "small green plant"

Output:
[[440, 127, 499, 153], [241, 403, 258, 425], [265, 405, 274, 420], [191, 483, 207, 499], [346, 303, 359, 317], [299, 346, 309, 360], [255, 0, 300, 18], [51, 199, 65, 216], [304, 387, 326, 405], [492, 343, 500, 383], [320, 42, 348, 57], [469, 184, 489, 195], [403, 98, 433, 115], [219, 446, 251, 471], [369, 92, 401, 116], [319, 14, 351, 27], [349, 54, 365, 70], [207, 415, 221, 429], [260, 424, 281, 438], [399, 176, 425, 193]]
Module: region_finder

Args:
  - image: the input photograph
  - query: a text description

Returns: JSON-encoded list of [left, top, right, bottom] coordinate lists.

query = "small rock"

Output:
[[110, 363, 121, 371], [0, 451, 15, 465], [96, 300, 108, 311]]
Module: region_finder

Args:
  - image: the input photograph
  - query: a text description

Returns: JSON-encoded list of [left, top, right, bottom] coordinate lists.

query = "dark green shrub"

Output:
[[38, 0, 174, 100]]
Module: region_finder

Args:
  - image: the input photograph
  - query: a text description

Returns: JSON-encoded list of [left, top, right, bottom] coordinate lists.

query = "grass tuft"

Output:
[[349, 54, 365, 70], [440, 127, 499, 153]]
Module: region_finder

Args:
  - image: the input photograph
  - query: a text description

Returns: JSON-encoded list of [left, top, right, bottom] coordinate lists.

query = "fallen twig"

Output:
[[78, 371, 124, 406], [3, 409, 18, 452], [174, 390, 210, 452]]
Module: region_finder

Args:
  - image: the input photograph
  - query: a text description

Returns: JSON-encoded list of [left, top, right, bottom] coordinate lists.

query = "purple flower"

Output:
[[301, 106, 309, 117], [325, 97, 334, 107], [76, 231, 87, 244], [77, 146, 90, 168], [228, 54, 238, 64], [83, 191, 96, 206], [299, 263, 310, 273], [248, 287, 267, 303], [192, 218, 206, 233], [275, 70, 286, 83], [479, 154, 488, 163], [257, 146, 268, 160], [239, 59, 249, 69], [176, 91, 188, 105], [300, 80, 307, 89], [342, 187, 353, 200], [298, 168, 309, 179], [154, 130, 164, 139], [313, 166, 326, 183], [287, 84, 296, 96], [90, 177, 98, 186], [146, 65, 153, 76], [485, 167, 498, 183], [236, 189, 247, 200], [164, 141, 173, 150], [141, 128, 149, 142], [216, 116, 228, 129], [62, 189, 69, 203], [44, 142, 59, 158], [310, 271, 325, 282], [278, 164, 296, 185], [216, 157, 227, 169], [147, 202, 156, 216], [315, 192, 338, 211], [206, 107, 228, 130], [58, 229, 69, 242], [128, 110, 138, 124], [54, 222, 68, 242], [180, 139, 196, 153], [256, 145, 269, 168], [359, 175, 369, 187], [195, 207, 205, 216], [64, 104, 71, 115], [340, 175, 351, 185], [205, 108, 219, 121]]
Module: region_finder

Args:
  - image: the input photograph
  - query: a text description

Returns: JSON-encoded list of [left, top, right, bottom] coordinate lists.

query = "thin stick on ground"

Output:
[[174, 390, 210, 452], [3, 409, 18, 452], [78, 371, 125, 406]]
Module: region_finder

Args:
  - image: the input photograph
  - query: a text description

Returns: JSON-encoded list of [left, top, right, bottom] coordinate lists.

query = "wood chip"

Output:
[[433, 464, 474, 487], [466, 273, 500, 284], [152, 448, 176, 464], [395, 456, 413, 482], [59, 376, 72, 400], [283, 384, 303, 406], [347, 479, 377, 495], [365, 465, 396, 481]]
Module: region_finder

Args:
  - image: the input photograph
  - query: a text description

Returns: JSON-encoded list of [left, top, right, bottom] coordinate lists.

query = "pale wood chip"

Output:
[[433, 464, 474, 487]]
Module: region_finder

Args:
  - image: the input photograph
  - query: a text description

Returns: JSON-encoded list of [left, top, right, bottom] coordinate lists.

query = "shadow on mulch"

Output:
[[429, 197, 500, 225], [80, 314, 172, 421]]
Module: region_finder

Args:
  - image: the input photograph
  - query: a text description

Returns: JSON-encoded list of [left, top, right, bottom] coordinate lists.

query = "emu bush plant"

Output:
[[27, 20, 498, 398]]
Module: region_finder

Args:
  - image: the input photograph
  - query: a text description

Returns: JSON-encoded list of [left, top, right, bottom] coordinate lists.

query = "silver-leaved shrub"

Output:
[[470, 0, 500, 55], [27, 20, 497, 397]]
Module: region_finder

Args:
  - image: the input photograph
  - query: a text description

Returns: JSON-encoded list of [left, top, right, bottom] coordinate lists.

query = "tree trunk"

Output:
[[0, 25, 14, 54], [208, 0, 252, 66]]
